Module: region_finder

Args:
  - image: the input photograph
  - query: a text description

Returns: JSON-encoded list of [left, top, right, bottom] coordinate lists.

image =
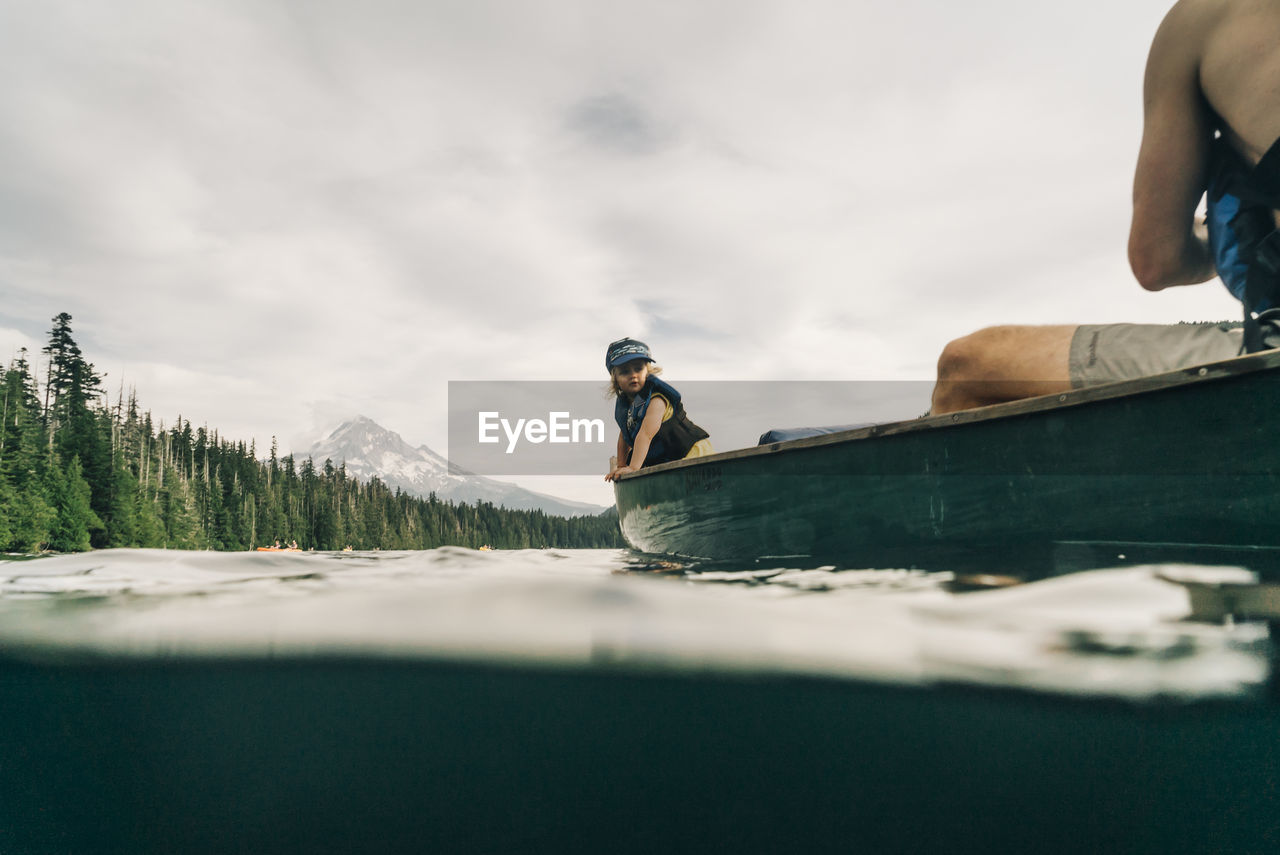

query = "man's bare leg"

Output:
[[930, 325, 1079, 414]]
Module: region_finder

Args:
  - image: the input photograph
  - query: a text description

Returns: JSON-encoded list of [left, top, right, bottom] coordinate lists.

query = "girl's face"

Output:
[[613, 359, 649, 396]]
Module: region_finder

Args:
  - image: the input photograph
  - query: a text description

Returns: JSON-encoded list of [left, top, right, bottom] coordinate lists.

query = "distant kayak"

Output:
[[255, 547, 303, 553]]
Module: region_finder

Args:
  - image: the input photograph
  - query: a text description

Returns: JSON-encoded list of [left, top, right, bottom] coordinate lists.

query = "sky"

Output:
[[0, 0, 1245, 506]]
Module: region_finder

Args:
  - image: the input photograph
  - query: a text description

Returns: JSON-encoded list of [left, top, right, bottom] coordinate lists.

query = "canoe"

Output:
[[613, 348, 1280, 563], [255, 547, 303, 553]]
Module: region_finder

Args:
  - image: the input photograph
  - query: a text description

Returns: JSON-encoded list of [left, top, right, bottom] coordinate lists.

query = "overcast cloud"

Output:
[[0, 0, 1241, 505]]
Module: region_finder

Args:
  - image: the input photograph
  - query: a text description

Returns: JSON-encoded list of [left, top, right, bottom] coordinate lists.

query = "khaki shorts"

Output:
[[1068, 321, 1244, 389]]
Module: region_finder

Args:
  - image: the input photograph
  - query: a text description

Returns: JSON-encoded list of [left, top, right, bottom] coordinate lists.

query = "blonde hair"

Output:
[[606, 362, 662, 399]]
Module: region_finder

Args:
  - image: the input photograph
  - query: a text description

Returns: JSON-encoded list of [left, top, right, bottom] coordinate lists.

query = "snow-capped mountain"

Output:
[[299, 416, 607, 518]]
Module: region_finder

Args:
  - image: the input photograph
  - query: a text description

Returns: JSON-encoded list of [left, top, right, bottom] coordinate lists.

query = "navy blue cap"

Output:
[[605, 337, 654, 369]]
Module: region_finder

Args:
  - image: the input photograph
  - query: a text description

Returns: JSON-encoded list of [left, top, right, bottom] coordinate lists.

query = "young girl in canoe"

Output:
[[604, 337, 712, 481]]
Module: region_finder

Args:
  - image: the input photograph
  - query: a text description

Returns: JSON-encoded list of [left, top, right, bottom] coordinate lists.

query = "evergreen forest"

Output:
[[0, 314, 624, 553]]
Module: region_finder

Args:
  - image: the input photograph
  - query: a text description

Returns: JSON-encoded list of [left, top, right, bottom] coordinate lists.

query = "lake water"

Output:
[[0, 545, 1270, 701], [4, 546, 1279, 854]]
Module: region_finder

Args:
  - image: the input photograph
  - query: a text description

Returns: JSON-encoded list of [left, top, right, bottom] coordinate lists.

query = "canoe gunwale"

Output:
[[614, 348, 1280, 481]]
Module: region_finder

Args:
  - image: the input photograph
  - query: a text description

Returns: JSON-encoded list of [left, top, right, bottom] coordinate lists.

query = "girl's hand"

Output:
[[605, 464, 637, 482]]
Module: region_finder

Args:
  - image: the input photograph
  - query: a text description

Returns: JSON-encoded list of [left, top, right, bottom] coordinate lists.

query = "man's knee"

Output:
[[936, 326, 1014, 382]]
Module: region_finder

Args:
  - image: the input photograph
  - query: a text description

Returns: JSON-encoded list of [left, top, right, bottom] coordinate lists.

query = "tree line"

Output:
[[0, 313, 624, 553]]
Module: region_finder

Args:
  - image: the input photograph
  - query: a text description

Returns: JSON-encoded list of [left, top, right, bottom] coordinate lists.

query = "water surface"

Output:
[[1, 545, 1268, 702]]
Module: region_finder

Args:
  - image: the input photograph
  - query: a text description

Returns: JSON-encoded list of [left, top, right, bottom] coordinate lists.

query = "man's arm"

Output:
[[1128, 0, 1219, 290]]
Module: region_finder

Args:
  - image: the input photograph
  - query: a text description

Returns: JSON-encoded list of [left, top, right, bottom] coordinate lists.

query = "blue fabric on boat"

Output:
[[757, 424, 871, 445], [1206, 189, 1251, 306], [1205, 133, 1280, 317]]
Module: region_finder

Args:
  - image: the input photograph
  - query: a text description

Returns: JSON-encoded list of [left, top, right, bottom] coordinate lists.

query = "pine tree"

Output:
[[42, 312, 81, 423], [46, 456, 101, 552], [0, 485, 16, 550], [104, 463, 140, 547], [38, 315, 113, 545], [133, 486, 166, 548], [164, 473, 205, 550], [0, 352, 56, 551]]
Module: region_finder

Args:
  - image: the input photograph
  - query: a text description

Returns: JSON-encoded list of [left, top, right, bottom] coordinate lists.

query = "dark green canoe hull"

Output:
[[614, 352, 1280, 561]]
